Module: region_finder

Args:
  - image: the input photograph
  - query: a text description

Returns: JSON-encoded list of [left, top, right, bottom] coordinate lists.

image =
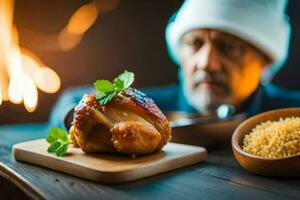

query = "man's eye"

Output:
[[216, 42, 246, 59], [185, 39, 204, 51]]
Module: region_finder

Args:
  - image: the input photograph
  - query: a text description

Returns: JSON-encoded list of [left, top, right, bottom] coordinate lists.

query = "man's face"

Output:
[[180, 29, 269, 115]]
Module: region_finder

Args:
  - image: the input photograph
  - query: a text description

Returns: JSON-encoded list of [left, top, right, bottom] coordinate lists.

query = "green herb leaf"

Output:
[[96, 91, 118, 105], [114, 78, 124, 91], [46, 127, 69, 143], [115, 70, 134, 88], [94, 70, 135, 105], [96, 91, 108, 100], [94, 80, 115, 93], [46, 127, 71, 157], [56, 143, 70, 157], [47, 141, 61, 153]]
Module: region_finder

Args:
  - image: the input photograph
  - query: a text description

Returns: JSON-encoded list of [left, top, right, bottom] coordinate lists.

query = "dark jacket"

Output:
[[49, 84, 300, 129]]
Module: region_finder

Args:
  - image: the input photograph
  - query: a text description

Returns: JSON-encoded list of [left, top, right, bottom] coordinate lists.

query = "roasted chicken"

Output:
[[69, 88, 171, 155]]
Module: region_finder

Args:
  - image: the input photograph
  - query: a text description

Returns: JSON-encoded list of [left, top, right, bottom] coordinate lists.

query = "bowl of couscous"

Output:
[[232, 108, 300, 177]]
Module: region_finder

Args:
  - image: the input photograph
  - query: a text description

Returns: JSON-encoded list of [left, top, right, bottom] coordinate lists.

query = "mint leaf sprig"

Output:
[[94, 70, 134, 105], [46, 127, 72, 157]]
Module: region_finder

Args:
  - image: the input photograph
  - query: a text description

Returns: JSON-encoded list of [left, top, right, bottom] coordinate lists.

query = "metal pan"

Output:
[[166, 111, 246, 148]]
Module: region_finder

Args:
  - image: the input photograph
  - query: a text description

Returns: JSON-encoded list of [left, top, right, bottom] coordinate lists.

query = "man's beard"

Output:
[[183, 70, 231, 115], [186, 89, 231, 115]]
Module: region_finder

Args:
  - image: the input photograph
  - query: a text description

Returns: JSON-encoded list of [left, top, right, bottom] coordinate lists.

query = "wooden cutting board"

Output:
[[13, 139, 207, 183]]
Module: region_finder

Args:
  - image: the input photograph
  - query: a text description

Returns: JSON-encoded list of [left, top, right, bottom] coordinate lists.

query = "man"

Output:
[[162, 0, 294, 116], [50, 0, 300, 128]]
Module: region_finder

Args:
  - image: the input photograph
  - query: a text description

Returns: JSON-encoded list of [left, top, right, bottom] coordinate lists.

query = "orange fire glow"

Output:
[[0, 0, 120, 112], [0, 0, 61, 112]]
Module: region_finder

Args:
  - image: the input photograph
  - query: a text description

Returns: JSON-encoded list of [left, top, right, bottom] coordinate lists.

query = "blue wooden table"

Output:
[[0, 123, 299, 200]]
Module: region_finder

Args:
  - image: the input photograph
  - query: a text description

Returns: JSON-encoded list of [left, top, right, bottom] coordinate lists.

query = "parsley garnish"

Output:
[[94, 70, 134, 105], [46, 127, 72, 157]]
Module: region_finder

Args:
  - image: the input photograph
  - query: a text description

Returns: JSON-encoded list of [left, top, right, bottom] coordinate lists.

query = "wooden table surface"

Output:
[[0, 123, 299, 200]]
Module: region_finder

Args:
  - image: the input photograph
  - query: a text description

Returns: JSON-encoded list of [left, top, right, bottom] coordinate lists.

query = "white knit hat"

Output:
[[166, 0, 291, 79]]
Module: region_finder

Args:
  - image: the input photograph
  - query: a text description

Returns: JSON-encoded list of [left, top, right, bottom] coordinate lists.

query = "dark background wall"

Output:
[[0, 0, 299, 124]]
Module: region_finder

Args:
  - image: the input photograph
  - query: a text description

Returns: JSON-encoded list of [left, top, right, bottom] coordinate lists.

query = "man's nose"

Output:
[[195, 43, 221, 72]]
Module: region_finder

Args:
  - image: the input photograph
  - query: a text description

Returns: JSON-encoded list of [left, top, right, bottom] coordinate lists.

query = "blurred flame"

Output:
[[58, 29, 83, 51], [0, 0, 61, 112], [35, 67, 61, 93], [0, 82, 2, 106], [67, 2, 98, 35], [0, 69, 9, 101], [20, 0, 120, 52], [58, 1, 99, 51], [21, 49, 61, 93], [23, 74, 38, 112], [8, 46, 23, 104], [0, 0, 120, 112]]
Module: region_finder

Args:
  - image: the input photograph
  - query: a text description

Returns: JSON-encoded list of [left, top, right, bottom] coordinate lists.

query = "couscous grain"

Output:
[[242, 117, 300, 158]]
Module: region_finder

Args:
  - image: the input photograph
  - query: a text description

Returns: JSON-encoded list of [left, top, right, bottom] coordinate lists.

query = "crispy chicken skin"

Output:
[[69, 88, 171, 155]]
